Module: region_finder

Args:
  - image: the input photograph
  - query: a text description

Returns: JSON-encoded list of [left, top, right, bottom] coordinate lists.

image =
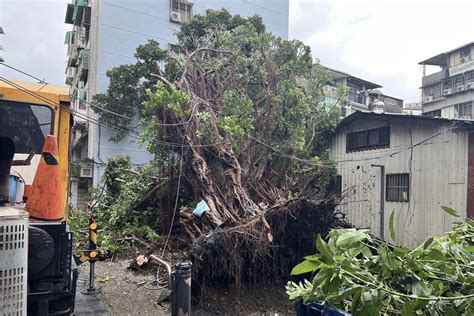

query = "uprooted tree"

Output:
[[92, 10, 346, 290]]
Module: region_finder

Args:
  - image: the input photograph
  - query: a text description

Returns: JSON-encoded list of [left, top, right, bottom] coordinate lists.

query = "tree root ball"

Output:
[[189, 199, 346, 298]]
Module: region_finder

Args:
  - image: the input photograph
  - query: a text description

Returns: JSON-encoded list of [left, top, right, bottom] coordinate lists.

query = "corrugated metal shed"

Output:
[[332, 111, 473, 248]]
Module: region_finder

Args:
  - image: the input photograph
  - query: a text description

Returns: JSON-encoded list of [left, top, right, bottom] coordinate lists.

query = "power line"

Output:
[[1, 62, 191, 127], [0, 62, 46, 83], [0, 77, 226, 149], [0, 77, 140, 138], [0, 64, 459, 167]]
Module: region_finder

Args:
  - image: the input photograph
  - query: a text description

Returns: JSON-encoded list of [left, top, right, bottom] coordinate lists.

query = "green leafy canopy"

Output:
[[287, 208, 474, 315]]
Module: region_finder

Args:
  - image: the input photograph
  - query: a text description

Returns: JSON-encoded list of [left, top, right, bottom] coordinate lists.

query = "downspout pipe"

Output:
[[371, 164, 385, 239]]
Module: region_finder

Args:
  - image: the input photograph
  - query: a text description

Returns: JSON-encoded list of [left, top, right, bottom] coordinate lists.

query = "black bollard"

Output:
[[172, 261, 192, 316], [82, 214, 100, 294]]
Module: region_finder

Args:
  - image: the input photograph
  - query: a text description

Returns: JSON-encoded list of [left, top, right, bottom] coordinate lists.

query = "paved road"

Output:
[[74, 264, 110, 316]]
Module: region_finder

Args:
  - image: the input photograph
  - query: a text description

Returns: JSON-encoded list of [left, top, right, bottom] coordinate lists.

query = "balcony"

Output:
[[421, 69, 448, 87], [449, 59, 474, 77]]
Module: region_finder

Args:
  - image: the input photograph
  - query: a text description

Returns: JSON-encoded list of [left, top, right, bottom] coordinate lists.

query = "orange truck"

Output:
[[0, 78, 77, 315]]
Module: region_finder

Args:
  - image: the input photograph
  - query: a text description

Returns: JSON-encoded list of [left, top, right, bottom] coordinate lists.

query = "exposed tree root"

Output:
[[187, 199, 346, 297]]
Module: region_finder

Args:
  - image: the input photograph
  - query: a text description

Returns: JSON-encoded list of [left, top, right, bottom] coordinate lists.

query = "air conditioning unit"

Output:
[[65, 67, 77, 84], [467, 82, 474, 89], [170, 11, 181, 22], [443, 88, 452, 96], [68, 44, 79, 56], [424, 96, 434, 102], [80, 166, 93, 178], [457, 85, 465, 92]]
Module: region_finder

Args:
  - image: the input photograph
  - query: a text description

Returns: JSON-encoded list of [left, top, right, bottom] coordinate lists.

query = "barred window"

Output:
[[455, 102, 474, 119], [346, 127, 390, 152], [170, 0, 193, 24], [386, 173, 409, 202]]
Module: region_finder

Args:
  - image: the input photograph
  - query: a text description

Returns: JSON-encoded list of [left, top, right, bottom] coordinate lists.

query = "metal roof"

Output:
[[337, 110, 474, 130], [418, 42, 474, 66], [320, 66, 382, 89]]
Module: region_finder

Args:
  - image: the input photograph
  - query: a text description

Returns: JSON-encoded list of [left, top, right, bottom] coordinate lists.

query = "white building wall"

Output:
[[331, 118, 468, 248]]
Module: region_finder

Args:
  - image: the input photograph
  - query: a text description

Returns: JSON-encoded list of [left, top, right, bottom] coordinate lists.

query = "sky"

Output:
[[1, 0, 473, 103]]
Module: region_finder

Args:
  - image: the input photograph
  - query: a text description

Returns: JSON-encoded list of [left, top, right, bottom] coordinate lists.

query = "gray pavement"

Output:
[[74, 264, 110, 316]]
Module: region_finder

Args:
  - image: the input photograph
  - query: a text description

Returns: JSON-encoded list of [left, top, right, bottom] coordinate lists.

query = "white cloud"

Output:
[[290, 0, 474, 102], [0, 0, 69, 85], [0, 0, 472, 103]]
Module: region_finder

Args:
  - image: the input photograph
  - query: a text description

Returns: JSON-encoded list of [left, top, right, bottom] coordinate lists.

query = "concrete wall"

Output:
[[88, 0, 289, 185], [331, 117, 468, 248]]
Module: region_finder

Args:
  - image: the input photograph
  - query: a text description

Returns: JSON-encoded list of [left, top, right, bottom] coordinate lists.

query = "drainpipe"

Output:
[[371, 164, 385, 239]]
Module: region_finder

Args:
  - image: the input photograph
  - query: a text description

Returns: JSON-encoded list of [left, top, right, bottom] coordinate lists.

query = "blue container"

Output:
[[9, 175, 18, 202]]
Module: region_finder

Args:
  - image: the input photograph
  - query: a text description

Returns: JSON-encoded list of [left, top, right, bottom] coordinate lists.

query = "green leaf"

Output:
[[350, 286, 363, 313], [332, 286, 362, 302], [389, 210, 397, 242], [316, 235, 334, 261], [336, 230, 367, 249], [441, 206, 460, 217], [361, 246, 372, 258], [326, 276, 342, 295], [426, 248, 446, 261], [422, 237, 434, 250], [291, 259, 322, 275], [312, 268, 334, 287], [465, 245, 474, 253], [445, 306, 458, 316], [401, 302, 414, 316]]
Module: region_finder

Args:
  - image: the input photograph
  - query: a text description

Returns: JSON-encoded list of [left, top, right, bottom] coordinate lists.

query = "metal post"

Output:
[[371, 164, 385, 239], [172, 261, 192, 316], [0, 137, 15, 205], [82, 214, 100, 295]]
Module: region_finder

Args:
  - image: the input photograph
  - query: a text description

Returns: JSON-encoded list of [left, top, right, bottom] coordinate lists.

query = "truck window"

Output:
[[0, 99, 54, 154]]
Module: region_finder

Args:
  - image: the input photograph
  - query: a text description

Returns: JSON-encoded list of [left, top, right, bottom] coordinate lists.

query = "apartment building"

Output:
[[64, 0, 289, 208], [322, 66, 403, 117], [403, 102, 422, 116], [420, 42, 474, 118]]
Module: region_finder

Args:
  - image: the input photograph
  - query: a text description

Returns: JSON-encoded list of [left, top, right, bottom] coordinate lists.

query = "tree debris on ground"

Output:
[[287, 213, 474, 315]]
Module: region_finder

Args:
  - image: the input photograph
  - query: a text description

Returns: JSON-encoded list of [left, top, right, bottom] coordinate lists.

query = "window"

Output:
[[64, 31, 75, 45], [384, 97, 396, 106], [386, 173, 409, 202], [424, 109, 441, 117], [466, 71, 474, 85], [170, 0, 193, 24], [460, 46, 471, 60], [455, 74, 464, 89], [346, 127, 390, 152], [0, 100, 54, 154], [455, 102, 474, 119]]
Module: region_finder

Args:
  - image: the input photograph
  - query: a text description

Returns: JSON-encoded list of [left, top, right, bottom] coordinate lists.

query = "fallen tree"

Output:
[[93, 10, 346, 291]]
